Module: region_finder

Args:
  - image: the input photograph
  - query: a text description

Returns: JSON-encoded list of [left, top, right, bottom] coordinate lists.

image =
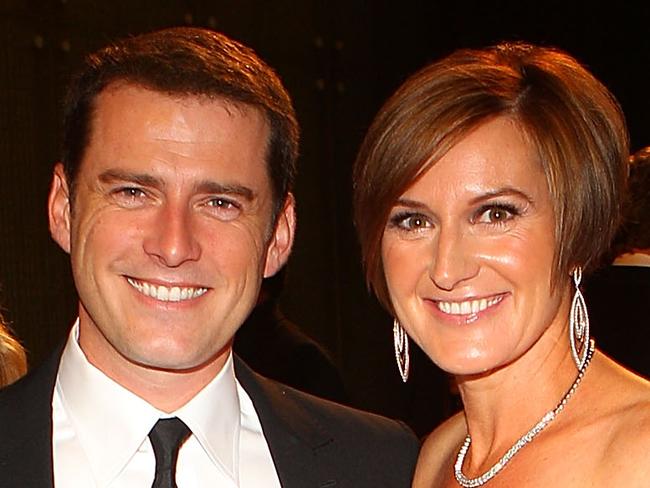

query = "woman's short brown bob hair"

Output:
[[353, 42, 628, 312]]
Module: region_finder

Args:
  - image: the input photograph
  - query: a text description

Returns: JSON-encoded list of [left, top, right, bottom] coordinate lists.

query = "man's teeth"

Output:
[[126, 278, 207, 302], [437, 295, 503, 315]]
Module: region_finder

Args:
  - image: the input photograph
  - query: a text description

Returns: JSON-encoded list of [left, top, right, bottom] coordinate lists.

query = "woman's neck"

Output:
[[455, 310, 580, 469]]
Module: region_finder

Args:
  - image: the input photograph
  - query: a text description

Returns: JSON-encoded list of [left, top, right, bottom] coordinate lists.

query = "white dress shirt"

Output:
[[52, 322, 281, 487]]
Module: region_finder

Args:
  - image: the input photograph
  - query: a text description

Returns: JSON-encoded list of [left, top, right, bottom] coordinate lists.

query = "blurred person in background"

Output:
[[585, 146, 650, 376], [0, 317, 26, 387]]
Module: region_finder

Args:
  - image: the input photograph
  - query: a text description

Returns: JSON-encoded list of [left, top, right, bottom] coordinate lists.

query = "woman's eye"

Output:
[[389, 212, 431, 231], [476, 205, 517, 224], [405, 216, 428, 229]]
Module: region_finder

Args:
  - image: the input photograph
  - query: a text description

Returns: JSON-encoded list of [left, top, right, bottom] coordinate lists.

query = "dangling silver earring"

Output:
[[393, 318, 409, 382], [569, 266, 590, 370]]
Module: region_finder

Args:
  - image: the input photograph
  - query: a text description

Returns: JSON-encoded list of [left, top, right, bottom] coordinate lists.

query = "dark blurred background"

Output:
[[1, 0, 648, 437]]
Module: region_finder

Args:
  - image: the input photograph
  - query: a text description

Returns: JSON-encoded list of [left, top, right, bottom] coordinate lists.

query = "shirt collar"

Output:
[[176, 350, 241, 481], [56, 320, 241, 485]]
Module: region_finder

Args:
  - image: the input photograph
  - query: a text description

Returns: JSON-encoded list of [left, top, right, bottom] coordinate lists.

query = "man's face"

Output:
[[49, 84, 294, 377]]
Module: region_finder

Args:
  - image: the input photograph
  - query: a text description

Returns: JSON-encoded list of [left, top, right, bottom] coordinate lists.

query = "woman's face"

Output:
[[381, 117, 568, 375]]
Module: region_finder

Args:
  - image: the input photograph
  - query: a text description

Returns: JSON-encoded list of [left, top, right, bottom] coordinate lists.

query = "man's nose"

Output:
[[143, 202, 202, 267], [428, 226, 479, 291]]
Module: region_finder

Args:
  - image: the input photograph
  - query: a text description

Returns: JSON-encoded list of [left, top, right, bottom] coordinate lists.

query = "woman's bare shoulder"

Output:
[[596, 397, 650, 485], [596, 352, 650, 411], [591, 355, 650, 485], [412, 411, 466, 487]]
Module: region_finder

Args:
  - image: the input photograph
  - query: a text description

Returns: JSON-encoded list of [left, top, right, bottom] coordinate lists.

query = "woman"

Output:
[[353, 42, 650, 486]]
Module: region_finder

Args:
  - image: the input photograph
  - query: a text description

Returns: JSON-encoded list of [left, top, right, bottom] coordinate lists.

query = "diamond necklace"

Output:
[[454, 340, 595, 487]]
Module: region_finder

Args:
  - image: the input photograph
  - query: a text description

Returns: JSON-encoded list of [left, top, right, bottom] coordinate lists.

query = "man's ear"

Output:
[[263, 193, 296, 278], [48, 163, 72, 254]]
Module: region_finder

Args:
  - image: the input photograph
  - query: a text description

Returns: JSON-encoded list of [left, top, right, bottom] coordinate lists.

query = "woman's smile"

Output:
[[433, 293, 505, 316], [382, 117, 564, 375]]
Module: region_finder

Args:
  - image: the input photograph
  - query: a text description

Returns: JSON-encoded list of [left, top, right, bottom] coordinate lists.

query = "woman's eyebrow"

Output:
[[393, 197, 428, 210], [467, 187, 534, 206]]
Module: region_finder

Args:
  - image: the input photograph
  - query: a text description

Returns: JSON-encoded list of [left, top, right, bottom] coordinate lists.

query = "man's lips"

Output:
[[434, 294, 505, 316], [126, 277, 208, 302]]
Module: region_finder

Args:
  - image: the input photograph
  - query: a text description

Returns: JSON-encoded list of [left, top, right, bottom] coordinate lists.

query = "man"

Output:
[[0, 27, 418, 487]]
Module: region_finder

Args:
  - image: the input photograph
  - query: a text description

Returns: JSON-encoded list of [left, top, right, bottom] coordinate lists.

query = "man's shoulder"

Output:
[[236, 358, 420, 486], [286, 381, 416, 439], [236, 356, 419, 455]]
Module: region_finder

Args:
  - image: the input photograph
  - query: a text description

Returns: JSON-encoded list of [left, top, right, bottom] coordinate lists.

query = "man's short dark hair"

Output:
[[62, 27, 299, 216]]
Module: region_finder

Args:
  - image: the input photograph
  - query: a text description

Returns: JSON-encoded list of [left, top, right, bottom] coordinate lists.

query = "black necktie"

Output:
[[149, 417, 191, 488]]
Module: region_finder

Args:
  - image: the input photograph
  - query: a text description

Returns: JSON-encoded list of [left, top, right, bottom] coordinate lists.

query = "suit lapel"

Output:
[[234, 356, 335, 488], [2, 350, 342, 487]]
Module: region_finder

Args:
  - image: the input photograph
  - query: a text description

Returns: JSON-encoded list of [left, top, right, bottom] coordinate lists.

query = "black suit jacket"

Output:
[[234, 301, 348, 403], [0, 348, 419, 487]]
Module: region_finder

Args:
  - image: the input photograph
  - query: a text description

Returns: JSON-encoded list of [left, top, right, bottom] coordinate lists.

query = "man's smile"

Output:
[[126, 277, 208, 302]]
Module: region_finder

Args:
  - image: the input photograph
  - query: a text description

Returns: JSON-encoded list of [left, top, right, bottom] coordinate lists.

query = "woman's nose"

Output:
[[429, 227, 479, 291]]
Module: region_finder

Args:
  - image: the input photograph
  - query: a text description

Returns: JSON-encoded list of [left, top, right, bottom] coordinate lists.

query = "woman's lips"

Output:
[[435, 294, 505, 316]]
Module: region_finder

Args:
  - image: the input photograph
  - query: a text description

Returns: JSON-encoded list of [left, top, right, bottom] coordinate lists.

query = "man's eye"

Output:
[[109, 187, 149, 208], [112, 187, 147, 202], [205, 197, 242, 221], [208, 198, 235, 209], [119, 188, 146, 199]]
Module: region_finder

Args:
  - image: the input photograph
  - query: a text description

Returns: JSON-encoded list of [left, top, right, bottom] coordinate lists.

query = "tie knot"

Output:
[[150, 417, 191, 451], [149, 417, 191, 488]]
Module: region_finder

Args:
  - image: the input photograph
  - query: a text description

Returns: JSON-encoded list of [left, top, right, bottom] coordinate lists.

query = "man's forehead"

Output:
[[80, 82, 272, 181], [94, 81, 266, 124], [84, 82, 271, 159]]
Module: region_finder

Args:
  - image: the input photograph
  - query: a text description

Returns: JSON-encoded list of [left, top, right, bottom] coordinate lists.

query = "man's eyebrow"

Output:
[[194, 180, 256, 201], [97, 170, 256, 201], [98, 169, 163, 188]]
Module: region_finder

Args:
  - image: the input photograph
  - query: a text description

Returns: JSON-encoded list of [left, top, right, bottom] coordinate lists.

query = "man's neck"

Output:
[[77, 323, 231, 412]]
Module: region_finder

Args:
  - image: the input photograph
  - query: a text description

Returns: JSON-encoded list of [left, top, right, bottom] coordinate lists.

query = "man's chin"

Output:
[[124, 344, 232, 374]]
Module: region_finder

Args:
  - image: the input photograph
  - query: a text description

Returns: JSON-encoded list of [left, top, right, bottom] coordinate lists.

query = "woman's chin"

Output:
[[424, 348, 509, 378]]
